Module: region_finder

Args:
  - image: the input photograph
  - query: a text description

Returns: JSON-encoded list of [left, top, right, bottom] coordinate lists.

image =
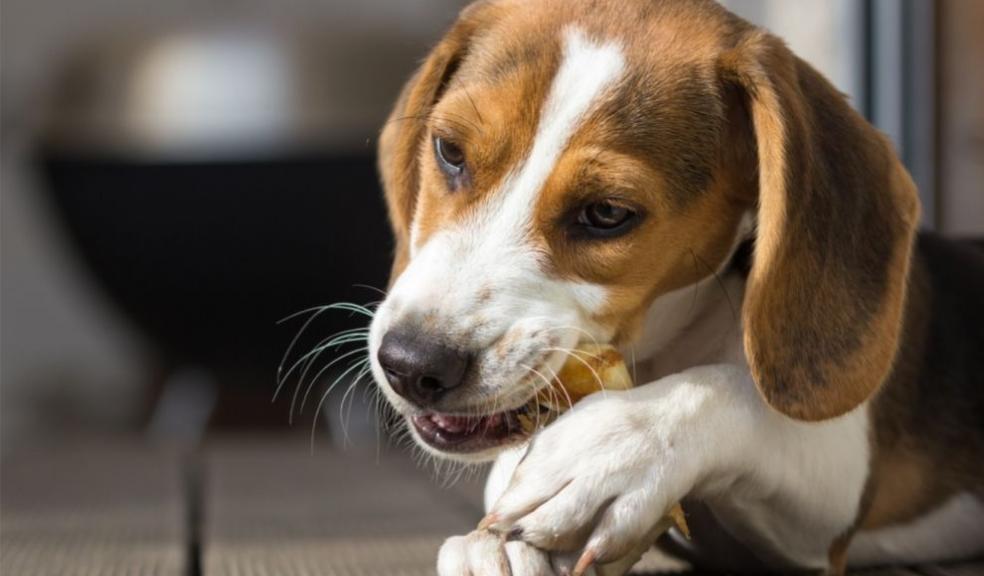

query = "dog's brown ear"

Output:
[[720, 31, 921, 421], [377, 3, 495, 283]]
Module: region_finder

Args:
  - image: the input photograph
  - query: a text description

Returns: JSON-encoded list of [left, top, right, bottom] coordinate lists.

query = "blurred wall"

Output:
[[940, 0, 984, 236], [0, 0, 465, 448], [722, 0, 864, 106]]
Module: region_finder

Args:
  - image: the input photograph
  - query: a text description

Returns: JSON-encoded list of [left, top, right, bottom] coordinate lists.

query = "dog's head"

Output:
[[369, 0, 919, 462]]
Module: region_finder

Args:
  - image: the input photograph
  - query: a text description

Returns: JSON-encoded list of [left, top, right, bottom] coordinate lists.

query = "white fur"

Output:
[[369, 27, 627, 443], [849, 492, 984, 565]]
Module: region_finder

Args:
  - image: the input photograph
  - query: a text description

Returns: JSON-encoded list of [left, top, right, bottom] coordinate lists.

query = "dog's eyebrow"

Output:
[[485, 41, 553, 83], [458, 82, 486, 126]]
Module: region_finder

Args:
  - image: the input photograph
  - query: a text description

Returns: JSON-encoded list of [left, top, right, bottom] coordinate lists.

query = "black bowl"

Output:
[[37, 150, 392, 391]]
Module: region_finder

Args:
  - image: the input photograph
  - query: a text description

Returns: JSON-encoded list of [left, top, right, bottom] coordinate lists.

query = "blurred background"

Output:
[[2, 0, 982, 455]]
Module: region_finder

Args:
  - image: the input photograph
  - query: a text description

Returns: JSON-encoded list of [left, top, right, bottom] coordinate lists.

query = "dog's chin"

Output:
[[404, 403, 535, 463]]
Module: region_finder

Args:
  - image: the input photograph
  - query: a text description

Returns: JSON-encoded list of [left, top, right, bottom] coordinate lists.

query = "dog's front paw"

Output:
[[437, 530, 579, 576], [483, 373, 727, 573]]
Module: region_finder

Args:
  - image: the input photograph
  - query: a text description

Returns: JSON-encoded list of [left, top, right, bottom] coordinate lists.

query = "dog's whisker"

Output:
[[277, 306, 335, 392], [511, 316, 600, 349], [687, 248, 702, 321], [278, 328, 370, 397], [630, 346, 638, 387], [309, 357, 374, 448], [277, 302, 375, 326], [690, 249, 740, 337], [520, 363, 553, 429], [545, 346, 607, 397], [432, 110, 483, 135], [545, 345, 604, 363], [487, 386, 501, 441], [290, 348, 367, 423], [535, 323, 601, 347], [339, 363, 374, 449], [520, 362, 551, 393], [540, 369, 567, 414], [292, 346, 369, 423], [275, 300, 375, 406], [352, 283, 388, 298], [543, 361, 574, 411], [279, 334, 367, 409], [460, 84, 485, 125], [389, 112, 480, 146], [298, 347, 369, 414], [369, 387, 390, 462]]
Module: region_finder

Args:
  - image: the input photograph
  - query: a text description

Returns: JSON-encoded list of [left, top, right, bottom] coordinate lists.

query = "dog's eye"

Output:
[[434, 137, 466, 175], [577, 200, 637, 236]]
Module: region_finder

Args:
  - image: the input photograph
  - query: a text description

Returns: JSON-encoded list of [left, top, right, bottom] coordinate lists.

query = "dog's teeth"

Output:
[[432, 414, 469, 433]]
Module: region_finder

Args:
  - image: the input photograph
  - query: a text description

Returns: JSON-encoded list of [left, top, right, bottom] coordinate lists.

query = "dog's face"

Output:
[[369, 0, 919, 462]]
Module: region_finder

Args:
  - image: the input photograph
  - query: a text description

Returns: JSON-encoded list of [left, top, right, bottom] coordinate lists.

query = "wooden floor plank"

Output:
[[916, 562, 984, 576], [0, 439, 187, 576], [201, 438, 484, 576], [200, 438, 984, 575], [2, 436, 978, 575], [851, 569, 923, 576]]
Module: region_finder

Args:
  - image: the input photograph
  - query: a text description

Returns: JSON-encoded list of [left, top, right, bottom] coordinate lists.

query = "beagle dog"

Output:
[[367, 0, 984, 573]]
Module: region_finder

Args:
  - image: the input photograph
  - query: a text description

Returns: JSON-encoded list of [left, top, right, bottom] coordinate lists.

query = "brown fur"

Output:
[[718, 29, 921, 422]]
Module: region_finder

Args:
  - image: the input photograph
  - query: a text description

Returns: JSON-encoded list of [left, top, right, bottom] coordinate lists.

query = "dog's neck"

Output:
[[624, 269, 748, 385]]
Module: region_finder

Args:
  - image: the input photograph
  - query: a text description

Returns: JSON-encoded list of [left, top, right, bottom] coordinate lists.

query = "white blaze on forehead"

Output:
[[480, 27, 625, 315]]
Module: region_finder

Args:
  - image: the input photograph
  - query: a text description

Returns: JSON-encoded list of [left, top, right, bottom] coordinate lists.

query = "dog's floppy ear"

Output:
[[377, 2, 495, 283], [720, 31, 921, 421]]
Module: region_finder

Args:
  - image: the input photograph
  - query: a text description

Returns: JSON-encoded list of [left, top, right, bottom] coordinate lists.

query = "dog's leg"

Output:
[[480, 364, 870, 573]]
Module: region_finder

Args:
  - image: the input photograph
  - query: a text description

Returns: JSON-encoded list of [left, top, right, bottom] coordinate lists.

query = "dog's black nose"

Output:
[[377, 330, 470, 406]]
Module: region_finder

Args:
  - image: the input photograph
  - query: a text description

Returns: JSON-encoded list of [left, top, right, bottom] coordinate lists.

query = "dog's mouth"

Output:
[[410, 402, 548, 454]]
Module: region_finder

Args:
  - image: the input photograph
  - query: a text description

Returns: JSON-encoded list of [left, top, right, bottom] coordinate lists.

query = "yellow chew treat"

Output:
[[543, 343, 633, 407], [518, 344, 632, 431], [513, 344, 689, 576]]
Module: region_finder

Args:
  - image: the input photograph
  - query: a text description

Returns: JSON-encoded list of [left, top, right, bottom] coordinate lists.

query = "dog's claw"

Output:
[[477, 513, 500, 532], [572, 547, 596, 576]]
